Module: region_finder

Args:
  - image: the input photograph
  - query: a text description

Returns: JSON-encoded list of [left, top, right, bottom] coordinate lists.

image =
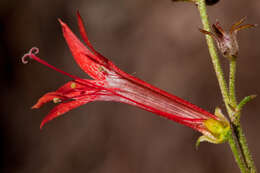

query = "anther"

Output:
[[53, 97, 62, 103], [70, 82, 77, 89]]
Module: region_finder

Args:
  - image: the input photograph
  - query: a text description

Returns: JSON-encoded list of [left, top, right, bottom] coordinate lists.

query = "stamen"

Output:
[[21, 47, 39, 64]]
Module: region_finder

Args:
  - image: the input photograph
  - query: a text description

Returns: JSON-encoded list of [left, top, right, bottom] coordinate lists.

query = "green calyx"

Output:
[[204, 118, 230, 141], [196, 108, 231, 149]]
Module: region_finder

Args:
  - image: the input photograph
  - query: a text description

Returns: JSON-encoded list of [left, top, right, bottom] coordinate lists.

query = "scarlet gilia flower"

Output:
[[199, 17, 257, 59], [22, 12, 230, 146]]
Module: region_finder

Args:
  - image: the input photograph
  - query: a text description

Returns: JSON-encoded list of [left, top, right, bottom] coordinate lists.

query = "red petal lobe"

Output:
[[40, 100, 87, 129], [59, 19, 106, 80], [32, 92, 62, 109], [76, 11, 109, 63]]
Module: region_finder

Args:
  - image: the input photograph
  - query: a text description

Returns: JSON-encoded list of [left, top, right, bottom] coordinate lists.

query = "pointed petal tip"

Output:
[[58, 18, 66, 27], [31, 102, 41, 109], [76, 10, 81, 18], [40, 121, 45, 130], [76, 11, 84, 25], [40, 115, 53, 130], [31, 105, 38, 109], [76, 11, 85, 24]]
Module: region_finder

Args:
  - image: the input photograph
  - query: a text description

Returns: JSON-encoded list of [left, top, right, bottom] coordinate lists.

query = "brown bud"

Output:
[[199, 17, 257, 60]]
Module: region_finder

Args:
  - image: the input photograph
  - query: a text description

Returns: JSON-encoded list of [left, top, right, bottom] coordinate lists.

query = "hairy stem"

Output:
[[228, 131, 248, 173], [196, 0, 231, 115], [228, 56, 256, 173], [229, 59, 237, 107], [237, 124, 257, 173]]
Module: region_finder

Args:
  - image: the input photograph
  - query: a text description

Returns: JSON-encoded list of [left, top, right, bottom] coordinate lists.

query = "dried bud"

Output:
[[199, 17, 257, 60]]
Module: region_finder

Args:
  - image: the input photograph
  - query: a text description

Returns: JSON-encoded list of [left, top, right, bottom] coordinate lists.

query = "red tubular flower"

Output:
[[22, 12, 230, 145]]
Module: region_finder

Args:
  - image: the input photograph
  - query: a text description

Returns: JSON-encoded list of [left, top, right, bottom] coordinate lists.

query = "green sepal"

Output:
[[196, 135, 218, 150], [196, 107, 231, 149], [214, 107, 228, 121]]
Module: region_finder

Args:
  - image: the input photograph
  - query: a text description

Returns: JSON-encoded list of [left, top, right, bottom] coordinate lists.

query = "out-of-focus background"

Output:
[[1, 0, 259, 172]]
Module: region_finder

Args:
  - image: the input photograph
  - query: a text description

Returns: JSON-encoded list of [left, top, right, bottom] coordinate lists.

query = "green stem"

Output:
[[227, 56, 256, 173], [196, 0, 231, 115], [228, 132, 248, 173], [237, 124, 257, 173], [226, 32, 256, 173], [229, 59, 237, 107]]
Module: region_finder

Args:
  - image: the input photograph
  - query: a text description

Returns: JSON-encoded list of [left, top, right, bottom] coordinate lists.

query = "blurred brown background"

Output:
[[1, 0, 259, 172]]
